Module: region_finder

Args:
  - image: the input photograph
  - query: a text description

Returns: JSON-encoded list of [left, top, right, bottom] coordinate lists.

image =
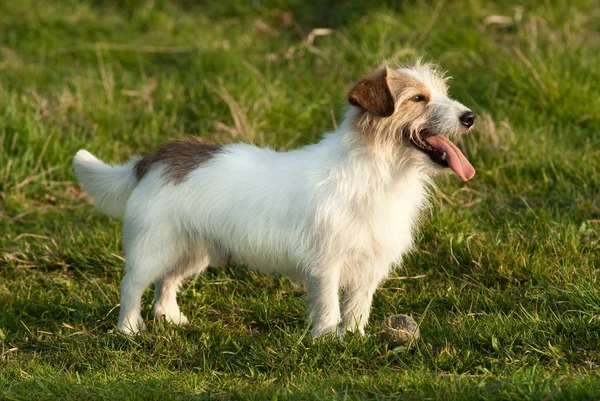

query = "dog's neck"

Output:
[[316, 109, 433, 203], [341, 109, 431, 176]]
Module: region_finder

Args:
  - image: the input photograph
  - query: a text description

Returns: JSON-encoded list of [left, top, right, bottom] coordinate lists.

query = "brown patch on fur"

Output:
[[134, 137, 221, 183], [351, 69, 433, 147], [348, 68, 395, 117]]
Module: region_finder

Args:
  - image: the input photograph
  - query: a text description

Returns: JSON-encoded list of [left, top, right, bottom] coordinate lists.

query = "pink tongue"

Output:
[[424, 136, 475, 182]]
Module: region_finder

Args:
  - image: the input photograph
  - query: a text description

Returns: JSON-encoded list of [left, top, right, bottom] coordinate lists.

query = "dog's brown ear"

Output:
[[348, 68, 395, 117]]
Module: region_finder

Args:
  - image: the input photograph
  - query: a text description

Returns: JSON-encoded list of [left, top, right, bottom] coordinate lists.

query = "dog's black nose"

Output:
[[460, 111, 476, 128]]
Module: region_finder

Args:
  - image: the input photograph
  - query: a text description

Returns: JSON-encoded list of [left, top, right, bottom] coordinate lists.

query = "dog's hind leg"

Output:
[[153, 239, 210, 325], [118, 262, 167, 334], [117, 225, 183, 335]]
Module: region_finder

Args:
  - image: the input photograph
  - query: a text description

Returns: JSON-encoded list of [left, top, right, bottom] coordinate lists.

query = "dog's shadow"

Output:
[[0, 264, 308, 339], [179, 265, 307, 335]]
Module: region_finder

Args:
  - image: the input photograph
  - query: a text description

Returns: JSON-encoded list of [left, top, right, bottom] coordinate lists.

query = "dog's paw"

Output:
[[162, 312, 190, 326], [339, 324, 366, 337], [154, 305, 189, 326], [118, 316, 147, 335], [310, 324, 342, 340]]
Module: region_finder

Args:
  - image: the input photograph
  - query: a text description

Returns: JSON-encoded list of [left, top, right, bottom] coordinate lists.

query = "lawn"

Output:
[[1, 0, 599, 399]]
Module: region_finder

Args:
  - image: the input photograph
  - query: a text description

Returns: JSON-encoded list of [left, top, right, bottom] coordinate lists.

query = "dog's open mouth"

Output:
[[410, 132, 476, 181]]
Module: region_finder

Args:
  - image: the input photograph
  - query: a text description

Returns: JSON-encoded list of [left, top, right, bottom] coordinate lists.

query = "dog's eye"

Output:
[[412, 94, 426, 102]]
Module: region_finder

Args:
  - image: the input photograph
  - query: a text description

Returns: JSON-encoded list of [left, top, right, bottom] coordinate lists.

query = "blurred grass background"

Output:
[[1, 0, 599, 399]]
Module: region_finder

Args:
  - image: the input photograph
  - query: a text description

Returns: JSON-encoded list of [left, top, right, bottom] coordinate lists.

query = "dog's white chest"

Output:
[[359, 182, 428, 262]]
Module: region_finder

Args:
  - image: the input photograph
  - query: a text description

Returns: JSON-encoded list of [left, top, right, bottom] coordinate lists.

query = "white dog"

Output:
[[73, 61, 476, 337]]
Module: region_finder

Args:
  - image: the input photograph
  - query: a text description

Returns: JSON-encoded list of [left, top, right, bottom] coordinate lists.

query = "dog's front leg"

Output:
[[307, 265, 341, 338], [340, 274, 384, 335]]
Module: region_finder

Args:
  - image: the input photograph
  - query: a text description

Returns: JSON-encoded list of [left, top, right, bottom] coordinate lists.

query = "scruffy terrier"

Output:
[[73, 61, 476, 337]]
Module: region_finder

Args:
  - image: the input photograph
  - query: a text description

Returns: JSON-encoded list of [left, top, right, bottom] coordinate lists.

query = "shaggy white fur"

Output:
[[73, 61, 475, 337]]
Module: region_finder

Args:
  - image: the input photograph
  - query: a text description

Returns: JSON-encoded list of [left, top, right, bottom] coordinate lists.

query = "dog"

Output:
[[73, 60, 476, 337]]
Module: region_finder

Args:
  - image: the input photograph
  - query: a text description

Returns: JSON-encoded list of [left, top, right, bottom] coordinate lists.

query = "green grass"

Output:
[[1, 0, 599, 399]]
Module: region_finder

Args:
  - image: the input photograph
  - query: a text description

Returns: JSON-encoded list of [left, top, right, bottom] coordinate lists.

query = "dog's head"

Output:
[[349, 62, 476, 181]]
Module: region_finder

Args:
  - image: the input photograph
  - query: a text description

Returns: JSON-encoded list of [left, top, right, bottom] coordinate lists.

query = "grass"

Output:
[[1, 0, 599, 399]]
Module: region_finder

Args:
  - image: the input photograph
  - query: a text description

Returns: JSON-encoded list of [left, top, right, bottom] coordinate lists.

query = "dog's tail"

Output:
[[73, 150, 139, 219]]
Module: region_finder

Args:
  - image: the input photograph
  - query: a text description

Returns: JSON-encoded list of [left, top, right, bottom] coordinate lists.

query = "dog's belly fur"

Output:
[[205, 187, 423, 283]]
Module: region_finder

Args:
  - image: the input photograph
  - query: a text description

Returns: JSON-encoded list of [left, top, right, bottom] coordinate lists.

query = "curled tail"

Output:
[[73, 150, 138, 218]]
